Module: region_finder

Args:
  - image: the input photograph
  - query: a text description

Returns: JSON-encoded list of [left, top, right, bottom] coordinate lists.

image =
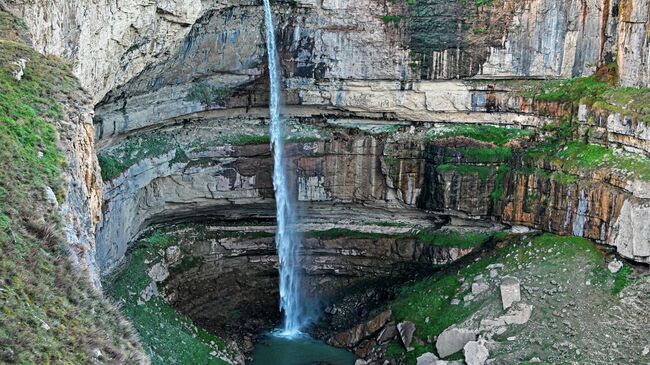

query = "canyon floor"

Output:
[[104, 221, 650, 365]]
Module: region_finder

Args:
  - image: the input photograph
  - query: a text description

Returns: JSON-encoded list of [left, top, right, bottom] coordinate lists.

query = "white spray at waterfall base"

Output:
[[262, 0, 312, 337]]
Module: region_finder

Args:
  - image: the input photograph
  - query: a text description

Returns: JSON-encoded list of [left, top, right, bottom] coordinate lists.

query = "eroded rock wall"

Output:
[[8, 0, 650, 107], [151, 224, 472, 337], [57, 91, 104, 286], [3, 0, 216, 102], [616, 0, 650, 87]]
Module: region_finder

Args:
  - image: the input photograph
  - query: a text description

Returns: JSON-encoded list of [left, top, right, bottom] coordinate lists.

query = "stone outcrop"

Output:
[[3, 0, 215, 102], [464, 340, 489, 365], [54, 69, 104, 287], [500, 276, 521, 310], [436, 327, 476, 358]]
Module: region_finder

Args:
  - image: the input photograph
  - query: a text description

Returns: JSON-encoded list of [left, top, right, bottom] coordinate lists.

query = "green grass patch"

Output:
[[426, 125, 533, 146], [526, 140, 650, 181], [306, 227, 501, 250], [98, 134, 174, 180], [0, 13, 144, 363], [611, 264, 634, 295], [306, 228, 396, 240], [229, 134, 271, 145], [413, 230, 492, 249], [455, 146, 512, 163], [491, 165, 511, 202], [382, 15, 402, 24], [186, 82, 232, 106], [596, 87, 650, 124], [522, 75, 611, 104]]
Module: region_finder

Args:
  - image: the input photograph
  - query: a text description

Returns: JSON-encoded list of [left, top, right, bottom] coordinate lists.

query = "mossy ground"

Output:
[[385, 233, 642, 364], [105, 230, 232, 365], [426, 124, 533, 146], [0, 11, 144, 363], [306, 228, 501, 250]]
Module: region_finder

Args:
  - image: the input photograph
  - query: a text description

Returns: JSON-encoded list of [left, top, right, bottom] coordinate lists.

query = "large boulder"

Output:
[[436, 327, 476, 358], [148, 262, 169, 282], [416, 352, 439, 365], [608, 259, 623, 273], [329, 310, 392, 348], [397, 321, 416, 349], [500, 276, 521, 310], [472, 278, 490, 295], [464, 340, 489, 365], [500, 303, 533, 325]]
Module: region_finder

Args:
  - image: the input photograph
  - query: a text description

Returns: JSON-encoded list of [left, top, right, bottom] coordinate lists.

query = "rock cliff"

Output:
[[4, 0, 650, 363]]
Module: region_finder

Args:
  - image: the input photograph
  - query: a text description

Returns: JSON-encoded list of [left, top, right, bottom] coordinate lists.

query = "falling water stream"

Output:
[[262, 0, 307, 337], [257, 4, 356, 364]]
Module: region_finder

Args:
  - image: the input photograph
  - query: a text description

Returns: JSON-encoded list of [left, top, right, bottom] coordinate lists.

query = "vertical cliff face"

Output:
[[7, 0, 650, 108], [6, 0, 650, 286], [53, 76, 104, 286], [3, 0, 214, 102], [616, 0, 650, 87]]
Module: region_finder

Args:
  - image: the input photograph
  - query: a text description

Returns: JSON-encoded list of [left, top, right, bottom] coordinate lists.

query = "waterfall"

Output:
[[262, 0, 308, 337]]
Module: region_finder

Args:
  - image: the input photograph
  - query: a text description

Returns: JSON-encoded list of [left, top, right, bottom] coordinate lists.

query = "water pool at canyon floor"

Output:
[[249, 333, 356, 365]]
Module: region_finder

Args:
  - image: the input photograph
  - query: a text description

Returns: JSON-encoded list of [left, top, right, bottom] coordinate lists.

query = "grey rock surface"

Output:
[[500, 277, 521, 310], [436, 327, 476, 358]]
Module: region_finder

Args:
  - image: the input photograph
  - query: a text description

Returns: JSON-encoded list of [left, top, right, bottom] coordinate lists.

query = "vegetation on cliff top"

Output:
[[524, 63, 650, 124], [517, 64, 650, 161], [0, 11, 144, 363]]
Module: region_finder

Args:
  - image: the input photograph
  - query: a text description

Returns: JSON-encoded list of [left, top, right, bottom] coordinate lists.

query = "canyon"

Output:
[[1, 0, 650, 364]]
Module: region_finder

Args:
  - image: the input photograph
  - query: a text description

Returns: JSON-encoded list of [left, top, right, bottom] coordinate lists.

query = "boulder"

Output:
[[148, 262, 169, 282], [464, 340, 489, 365], [138, 281, 158, 304], [472, 278, 489, 295], [165, 246, 182, 263], [500, 276, 521, 310], [329, 310, 392, 348], [397, 321, 416, 349], [500, 303, 533, 325], [416, 352, 439, 365], [436, 327, 476, 358], [11, 58, 26, 81], [608, 259, 623, 273]]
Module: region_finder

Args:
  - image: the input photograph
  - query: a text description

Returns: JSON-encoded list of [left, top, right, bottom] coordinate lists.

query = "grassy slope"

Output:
[[0, 11, 145, 364], [106, 231, 232, 365], [385, 233, 636, 364]]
